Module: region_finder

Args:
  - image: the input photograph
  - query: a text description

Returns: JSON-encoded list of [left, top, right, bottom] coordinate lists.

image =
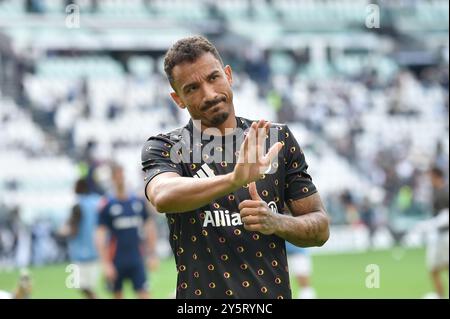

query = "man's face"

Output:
[[429, 172, 441, 188], [112, 167, 125, 189], [170, 52, 234, 128]]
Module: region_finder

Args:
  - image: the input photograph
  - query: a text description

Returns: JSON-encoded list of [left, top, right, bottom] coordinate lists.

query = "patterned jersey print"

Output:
[[141, 117, 317, 299]]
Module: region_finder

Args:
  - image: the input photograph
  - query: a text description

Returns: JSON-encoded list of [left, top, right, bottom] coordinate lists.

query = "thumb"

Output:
[[264, 142, 283, 164], [249, 182, 262, 201]]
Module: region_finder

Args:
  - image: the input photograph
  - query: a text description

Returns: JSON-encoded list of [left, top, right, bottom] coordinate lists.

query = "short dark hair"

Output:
[[163, 35, 223, 89], [110, 162, 123, 174], [75, 178, 89, 195], [430, 166, 444, 179]]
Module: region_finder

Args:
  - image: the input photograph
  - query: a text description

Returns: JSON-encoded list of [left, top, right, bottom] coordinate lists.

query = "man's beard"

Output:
[[210, 111, 230, 126]]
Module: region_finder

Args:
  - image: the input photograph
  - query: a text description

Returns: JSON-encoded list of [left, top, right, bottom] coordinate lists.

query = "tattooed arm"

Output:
[[278, 193, 330, 247], [239, 184, 330, 247]]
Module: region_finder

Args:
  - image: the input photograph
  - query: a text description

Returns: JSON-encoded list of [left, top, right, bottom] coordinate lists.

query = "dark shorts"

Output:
[[112, 261, 148, 293]]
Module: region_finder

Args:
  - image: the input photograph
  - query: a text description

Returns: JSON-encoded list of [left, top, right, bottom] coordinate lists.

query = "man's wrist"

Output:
[[226, 171, 245, 190], [272, 213, 285, 236]]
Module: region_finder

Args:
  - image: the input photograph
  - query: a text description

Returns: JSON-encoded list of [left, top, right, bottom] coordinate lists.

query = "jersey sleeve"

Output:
[[282, 125, 317, 202], [141, 198, 151, 222], [141, 136, 183, 195], [98, 201, 112, 229]]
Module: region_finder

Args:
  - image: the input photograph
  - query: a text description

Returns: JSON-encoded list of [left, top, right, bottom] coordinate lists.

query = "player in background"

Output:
[[62, 178, 101, 299], [285, 242, 316, 299], [96, 164, 158, 299], [0, 269, 32, 299], [420, 167, 449, 299]]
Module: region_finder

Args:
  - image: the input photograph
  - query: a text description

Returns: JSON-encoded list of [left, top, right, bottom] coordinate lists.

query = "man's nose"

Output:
[[202, 83, 217, 102]]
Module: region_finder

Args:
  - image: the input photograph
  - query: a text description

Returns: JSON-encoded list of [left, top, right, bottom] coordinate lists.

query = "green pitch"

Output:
[[0, 247, 447, 299]]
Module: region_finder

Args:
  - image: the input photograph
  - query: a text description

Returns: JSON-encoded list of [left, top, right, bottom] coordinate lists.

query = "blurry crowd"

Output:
[[1, 58, 448, 267], [0, 0, 448, 268], [0, 204, 67, 269]]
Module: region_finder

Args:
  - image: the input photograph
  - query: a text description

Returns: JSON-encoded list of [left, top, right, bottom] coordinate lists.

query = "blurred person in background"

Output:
[[8, 207, 31, 269], [96, 164, 158, 299], [60, 178, 102, 299], [421, 166, 449, 299], [360, 197, 377, 248], [0, 269, 32, 299], [340, 190, 360, 226], [0, 204, 17, 269], [285, 242, 316, 299]]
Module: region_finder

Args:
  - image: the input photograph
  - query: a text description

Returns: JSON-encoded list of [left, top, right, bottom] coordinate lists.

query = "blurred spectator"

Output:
[[9, 207, 31, 268], [423, 167, 449, 299], [0, 269, 32, 299], [286, 242, 316, 299], [31, 217, 58, 265], [340, 190, 360, 225], [95, 164, 158, 299], [360, 197, 377, 248], [0, 0, 448, 262], [26, 0, 45, 13], [60, 178, 102, 299]]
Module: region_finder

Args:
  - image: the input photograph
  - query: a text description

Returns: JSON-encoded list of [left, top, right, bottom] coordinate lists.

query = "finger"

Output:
[[264, 121, 271, 136], [256, 121, 271, 168], [239, 207, 260, 218], [238, 121, 256, 163], [252, 121, 264, 157], [242, 215, 262, 225], [249, 182, 262, 201], [243, 223, 262, 232], [256, 119, 265, 142], [254, 119, 264, 130], [260, 120, 269, 137], [238, 200, 262, 210], [237, 132, 250, 164], [262, 142, 283, 166], [257, 123, 268, 160], [246, 122, 257, 163]]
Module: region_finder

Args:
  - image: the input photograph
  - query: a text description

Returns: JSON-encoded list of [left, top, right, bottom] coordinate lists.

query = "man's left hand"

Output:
[[238, 182, 280, 235]]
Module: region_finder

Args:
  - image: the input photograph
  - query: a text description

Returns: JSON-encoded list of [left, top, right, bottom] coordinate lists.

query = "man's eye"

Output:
[[211, 75, 218, 81], [187, 86, 197, 93]]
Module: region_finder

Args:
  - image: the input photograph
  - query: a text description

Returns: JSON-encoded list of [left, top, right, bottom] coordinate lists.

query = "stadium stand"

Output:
[[0, 0, 448, 265]]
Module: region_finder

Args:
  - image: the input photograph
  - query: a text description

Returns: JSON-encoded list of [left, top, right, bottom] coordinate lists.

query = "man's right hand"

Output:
[[231, 120, 283, 187]]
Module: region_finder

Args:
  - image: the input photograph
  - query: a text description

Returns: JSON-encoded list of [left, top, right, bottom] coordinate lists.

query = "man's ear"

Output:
[[224, 65, 233, 86], [170, 92, 186, 109]]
